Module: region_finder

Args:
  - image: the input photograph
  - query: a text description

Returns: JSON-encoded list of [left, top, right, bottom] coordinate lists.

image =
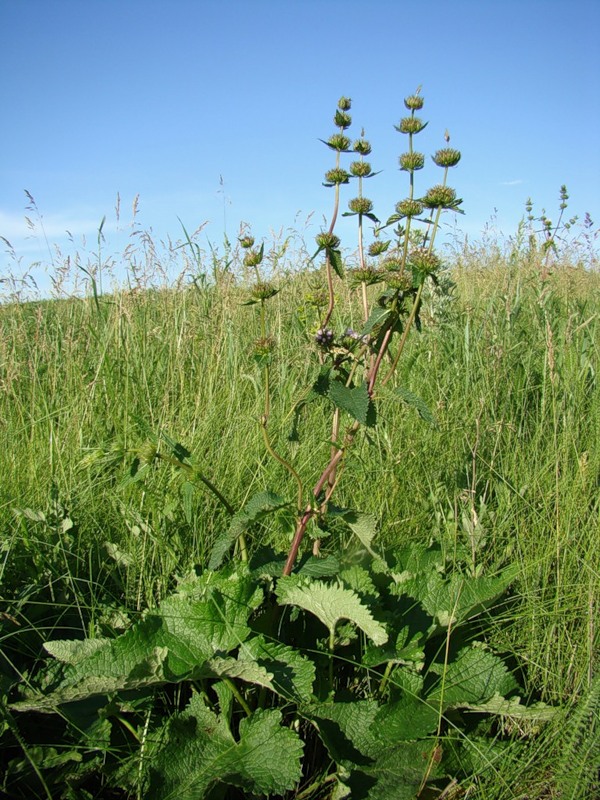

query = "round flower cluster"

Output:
[[395, 116, 427, 135], [348, 197, 374, 214], [348, 266, 382, 287], [399, 152, 425, 172], [404, 94, 424, 110], [315, 328, 335, 348], [422, 185, 457, 209], [324, 168, 351, 185], [385, 271, 413, 292], [253, 336, 276, 357], [432, 148, 461, 168], [350, 160, 372, 178], [244, 248, 264, 268], [250, 281, 278, 301], [334, 109, 352, 129], [408, 248, 442, 274], [315, 232, 341, 250], [326, 133, 351, 152], [353, 138, 372, 156], [395, 199, 424, 218]]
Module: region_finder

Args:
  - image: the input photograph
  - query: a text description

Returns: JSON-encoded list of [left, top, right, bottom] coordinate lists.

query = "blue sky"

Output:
[[1, 0, 599, 289]]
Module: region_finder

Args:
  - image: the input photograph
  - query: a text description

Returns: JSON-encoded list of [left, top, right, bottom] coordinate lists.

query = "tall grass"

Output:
[[1, 219, 599, 796]]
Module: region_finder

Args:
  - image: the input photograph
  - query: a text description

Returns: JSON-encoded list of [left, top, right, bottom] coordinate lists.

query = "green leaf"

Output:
[[304, 699, 379, 766], [306, 701, 440, 800], [374, 696, 439, 741], [329, 247, 345, 278], [328, 380, 370, 425], [327, 506, 386, 565], [209, 491, 289, 570], [276, 578, 388, 646], [13, 570, 263, 709], [394, 386, 437, 426], [238, 635, 316, 702], [428, 645, 519, 708], [360, 305, 390, 336], [149, 697, 303, 798], [396, 564, 517, 629]]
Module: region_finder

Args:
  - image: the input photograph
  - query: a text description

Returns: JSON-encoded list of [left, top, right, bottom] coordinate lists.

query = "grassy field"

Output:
[[1, 229, 599, 797]]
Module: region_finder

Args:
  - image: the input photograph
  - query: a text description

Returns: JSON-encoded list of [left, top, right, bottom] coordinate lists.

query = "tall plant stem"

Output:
[[283, 421, 359, 576], [381, 282, 425, 388]]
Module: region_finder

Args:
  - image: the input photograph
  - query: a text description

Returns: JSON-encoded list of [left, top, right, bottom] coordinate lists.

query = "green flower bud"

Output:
[[368, 240, 390, 256], [348, 197, 374, 214], [348, 267, 383, 287], [422, 184, 457, 209], [386, 271, 413, 291], [244, 248, 264, 267], [315, 231, 341, 250], [353, 138, 372, 156], [404, 94, 424, 110], [395, 116, 427, 134], [334, 109, 352, 129], [408, 248, 442, 274], [350, 160, 373, 178], [399, 151, 425, 172], [239, 235, 255, 249], [432, 148, 461, 168], [253, 336, 276, 356], [324, 168, 351, 185], [382, 254, 405, 272], [138, 440, 158, 465], [395, 199, 424, 218], [326, 133, 351, 151], [338, 96, 352, 111], [305, 288, 328, 307], [250, 281, 278, 300]]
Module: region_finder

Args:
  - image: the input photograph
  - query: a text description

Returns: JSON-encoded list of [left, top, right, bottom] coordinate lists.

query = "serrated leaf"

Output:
[[329, 248, 344, 278], [304, 700, 379, 766], [209, 491, 289, 570], [328, 380, 370, 425], [394, 386, 437, 426], [398, 565, 517, 629], [360, 305, 390, 336], [13, 571, 263, 710], [374, 696, 439, 741], [429, 645, 519, 708], [276, 578, 388, 646], [307, 701, 440, 800], [238, 635, 315, 702], [149, 699, 303, 798], [461, 694, 557, 722]]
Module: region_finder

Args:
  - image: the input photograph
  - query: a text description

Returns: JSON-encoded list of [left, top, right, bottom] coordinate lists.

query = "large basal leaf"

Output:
[[12, 570, 263, 710], [394, 563, 517, 629], [209, 491, 289, 570], [305, 700, 441, 800], [149, 696, 303, 798], [276, 578, 388, 646], [238, 635, 315, 702], [303, 699, 379, 767], [428, 644, 519, 708]]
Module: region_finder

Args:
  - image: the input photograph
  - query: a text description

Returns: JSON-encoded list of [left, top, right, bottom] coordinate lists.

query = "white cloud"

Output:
[[500, 179, 524, 187]]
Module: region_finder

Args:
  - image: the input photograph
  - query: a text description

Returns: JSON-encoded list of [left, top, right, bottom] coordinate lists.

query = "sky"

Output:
[[1, 0, 599, 293]]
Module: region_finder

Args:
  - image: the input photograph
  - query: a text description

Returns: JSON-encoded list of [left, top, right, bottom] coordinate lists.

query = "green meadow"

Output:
[[1, 95, 599, 799]]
